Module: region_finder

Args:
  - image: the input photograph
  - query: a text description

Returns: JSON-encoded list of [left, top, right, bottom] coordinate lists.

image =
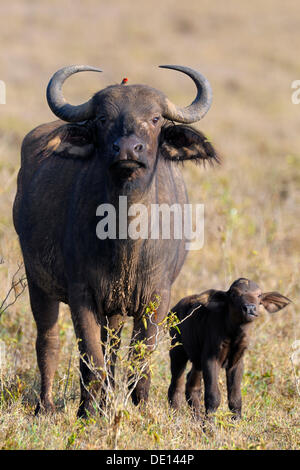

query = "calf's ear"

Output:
[[44, 124, 94, 159], [160, 124, 220, 165], [260, 292, 291, 313]]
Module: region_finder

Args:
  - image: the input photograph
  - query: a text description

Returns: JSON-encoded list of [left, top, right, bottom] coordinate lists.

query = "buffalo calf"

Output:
[[168, 278, 291, 420]]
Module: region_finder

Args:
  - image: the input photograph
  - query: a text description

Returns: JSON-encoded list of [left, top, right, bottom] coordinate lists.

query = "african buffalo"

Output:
[[13, 65, 218, 417], [168, 278, 291, 420]]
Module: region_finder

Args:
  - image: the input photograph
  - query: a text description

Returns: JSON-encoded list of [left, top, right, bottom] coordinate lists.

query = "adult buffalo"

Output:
[[13, 65, 218, 417]]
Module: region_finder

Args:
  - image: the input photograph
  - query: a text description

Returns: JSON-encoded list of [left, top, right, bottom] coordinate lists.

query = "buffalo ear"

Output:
[[45, 124, 94, 159], [260, 292, 291, 313], [160, 124, 220, 165]]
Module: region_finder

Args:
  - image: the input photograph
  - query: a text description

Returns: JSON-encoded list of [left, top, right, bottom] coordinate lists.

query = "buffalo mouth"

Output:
[[109, 160, 146, 176], [244, 311, 258, 322]]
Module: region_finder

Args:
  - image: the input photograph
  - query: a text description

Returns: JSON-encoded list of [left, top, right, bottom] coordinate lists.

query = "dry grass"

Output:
[[0, 0, 299, 450]]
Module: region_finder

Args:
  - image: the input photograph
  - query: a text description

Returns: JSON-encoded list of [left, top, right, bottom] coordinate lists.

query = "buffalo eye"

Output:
[[97, 116, 107, 125], [151, 116, 160, 125]]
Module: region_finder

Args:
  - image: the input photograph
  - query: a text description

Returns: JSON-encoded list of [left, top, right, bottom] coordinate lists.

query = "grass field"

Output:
[[0, 0, 299, 450]]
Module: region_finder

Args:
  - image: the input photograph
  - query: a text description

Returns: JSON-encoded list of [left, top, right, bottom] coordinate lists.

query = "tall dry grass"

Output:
[[0, 0, 299, 449]]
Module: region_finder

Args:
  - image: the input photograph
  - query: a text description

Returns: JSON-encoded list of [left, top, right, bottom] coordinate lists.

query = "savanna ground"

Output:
[[0, 0, 299, 450]]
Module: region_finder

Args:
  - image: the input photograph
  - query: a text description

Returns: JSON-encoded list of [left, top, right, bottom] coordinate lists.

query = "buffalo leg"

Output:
[[69, 296, 104, 418], [168, 344, 188, 409], [226, 359, 244, 420], [185, 365, 202, 419], [27, 278, 60, 415], [100, 314, 124, 408], [130, 290, 170, 406]]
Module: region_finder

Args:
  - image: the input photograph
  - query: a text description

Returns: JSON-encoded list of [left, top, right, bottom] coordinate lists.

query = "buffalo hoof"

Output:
[[230, 412, 242, 421], [77, 401, 98, 419], [35, 400, 56, 416], [130, 387, 149, 407]]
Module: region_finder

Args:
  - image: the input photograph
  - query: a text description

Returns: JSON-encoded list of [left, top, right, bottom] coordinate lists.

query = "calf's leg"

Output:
[[185, 365, 202, 419], [202, 358, 221, 417], [168, 344, 188, 409], [226, 359, 244, 419]]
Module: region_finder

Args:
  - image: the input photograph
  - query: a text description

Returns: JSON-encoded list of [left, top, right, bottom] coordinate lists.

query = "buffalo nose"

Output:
[[112, 137, 144, 159], [242, 304, 256, 315]]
